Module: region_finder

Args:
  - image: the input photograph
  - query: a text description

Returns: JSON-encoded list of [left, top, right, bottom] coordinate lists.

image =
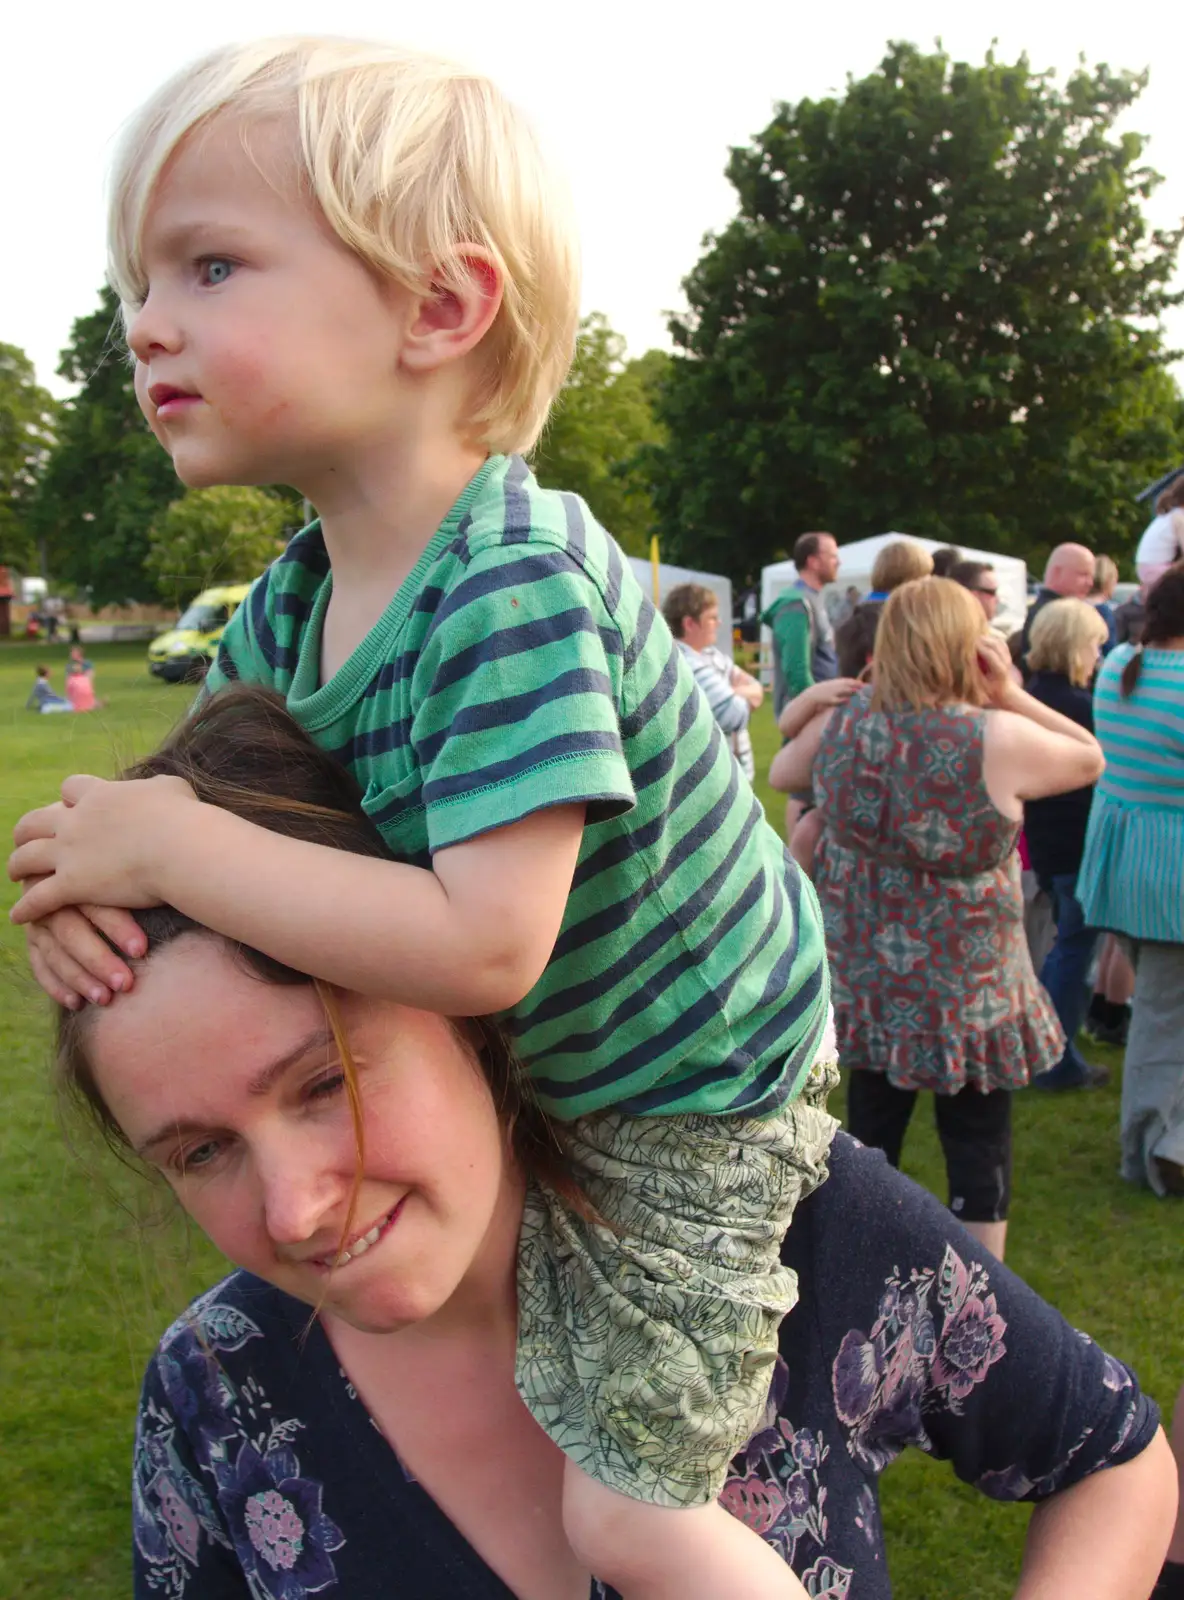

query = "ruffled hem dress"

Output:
[[813, 691, 1064, 1093]]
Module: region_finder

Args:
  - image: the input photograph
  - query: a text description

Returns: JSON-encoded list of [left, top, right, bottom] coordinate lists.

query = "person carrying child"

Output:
[[9, 39, 837, 1599]]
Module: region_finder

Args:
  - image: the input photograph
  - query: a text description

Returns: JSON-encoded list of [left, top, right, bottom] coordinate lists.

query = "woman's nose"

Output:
[[258, 1152, 342, 1247]]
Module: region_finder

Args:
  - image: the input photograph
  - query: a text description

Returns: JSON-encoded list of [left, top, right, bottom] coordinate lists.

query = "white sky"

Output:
[[6, 1, 1183, 397]]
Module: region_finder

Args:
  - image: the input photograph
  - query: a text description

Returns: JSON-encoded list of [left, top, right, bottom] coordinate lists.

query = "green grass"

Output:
[[1, 641, 1180, 1598]]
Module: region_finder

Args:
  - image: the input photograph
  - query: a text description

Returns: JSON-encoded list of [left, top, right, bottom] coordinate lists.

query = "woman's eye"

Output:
[[174, 1139, 222, 1175], [307, 1073, 345, 1104], [198, 257, 235, 286]]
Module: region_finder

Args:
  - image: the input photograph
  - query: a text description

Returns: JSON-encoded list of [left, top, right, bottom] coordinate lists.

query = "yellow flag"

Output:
[[650, 534, 661, 603]]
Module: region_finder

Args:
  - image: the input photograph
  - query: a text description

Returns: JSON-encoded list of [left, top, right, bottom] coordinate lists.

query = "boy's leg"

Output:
[[562, 1463, 808, 1598], [514, 1051, 839, 1595]]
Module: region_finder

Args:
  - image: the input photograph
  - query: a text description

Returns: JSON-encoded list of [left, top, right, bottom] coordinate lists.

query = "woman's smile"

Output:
[[308, 1196, 406, 1272]]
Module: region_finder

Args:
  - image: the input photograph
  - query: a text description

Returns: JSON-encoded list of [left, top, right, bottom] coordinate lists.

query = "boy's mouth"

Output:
[[148, 382, 202, 416]]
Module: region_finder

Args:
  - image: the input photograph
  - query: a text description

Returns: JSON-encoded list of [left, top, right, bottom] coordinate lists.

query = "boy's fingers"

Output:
[[36, 908, 133, 995], [26, 935, 89, 1010], [7, 840, 56, 887], [8, 877, 64, 925], [60, 774, 102, 806], [11, 803, 63, 848], [80, 904, 146, 961]]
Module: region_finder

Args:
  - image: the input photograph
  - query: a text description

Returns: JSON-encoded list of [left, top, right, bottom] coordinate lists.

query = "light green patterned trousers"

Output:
[[515, 1052, 840, 1507]]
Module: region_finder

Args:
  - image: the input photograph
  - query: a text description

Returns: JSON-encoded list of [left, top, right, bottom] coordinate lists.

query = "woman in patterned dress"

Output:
[[771, 579, 1103, 1259]]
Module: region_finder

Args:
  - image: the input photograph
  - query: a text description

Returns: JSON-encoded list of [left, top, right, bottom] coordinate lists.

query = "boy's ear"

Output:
[[399, 248, 503, 373]]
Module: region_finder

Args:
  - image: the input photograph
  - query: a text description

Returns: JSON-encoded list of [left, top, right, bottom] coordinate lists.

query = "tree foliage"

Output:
[[532, 314, 669, 554], [145, 485, 291, 607], [0, 343, 57, 570], [29, 285, 180, 605], [649, 43, 1184, 579]]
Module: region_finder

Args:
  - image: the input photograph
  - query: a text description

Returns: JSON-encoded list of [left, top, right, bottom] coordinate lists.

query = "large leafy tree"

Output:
[[145, 485, 291, 607], [532, 314, 668, 554], [29, 285, 180, 605], [0, 343, 58, 570], [650, 44, 1184, 578]]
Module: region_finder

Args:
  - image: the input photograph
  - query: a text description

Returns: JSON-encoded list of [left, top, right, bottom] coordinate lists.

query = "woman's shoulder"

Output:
[[146, 1272, 302, 1377]]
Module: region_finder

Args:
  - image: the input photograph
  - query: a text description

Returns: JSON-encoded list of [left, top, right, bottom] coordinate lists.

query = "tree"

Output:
[[532, 314, 669, 554], [145, 486, 291, 606], [29, 285, 180, 605], [649, 44, 1184, 579], [0, 343, 57, 570]]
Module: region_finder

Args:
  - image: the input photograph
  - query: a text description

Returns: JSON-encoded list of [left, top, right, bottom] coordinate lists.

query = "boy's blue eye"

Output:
[[201, 258, 235, 286]]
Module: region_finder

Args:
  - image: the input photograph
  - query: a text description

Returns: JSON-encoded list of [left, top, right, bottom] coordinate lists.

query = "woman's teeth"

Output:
[[333, 1215, 387, 1267]]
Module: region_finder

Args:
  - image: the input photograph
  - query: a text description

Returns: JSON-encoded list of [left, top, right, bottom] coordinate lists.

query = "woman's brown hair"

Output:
[[869, 539, 934, 595], [871, 578, 991, 712], [1121, 562, 1184, 698], [55, 686, 582, 1217]]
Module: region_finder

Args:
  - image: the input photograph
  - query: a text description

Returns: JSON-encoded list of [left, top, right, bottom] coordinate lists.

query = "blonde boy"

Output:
[[11, 39, 836, 1598]]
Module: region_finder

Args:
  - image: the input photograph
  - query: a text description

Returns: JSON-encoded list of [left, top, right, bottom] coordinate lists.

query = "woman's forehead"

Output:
[[88, 937, 319, 1112]]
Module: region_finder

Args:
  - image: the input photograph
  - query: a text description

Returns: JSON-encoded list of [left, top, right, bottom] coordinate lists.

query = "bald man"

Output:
[[1020, 543, 1097, 667]]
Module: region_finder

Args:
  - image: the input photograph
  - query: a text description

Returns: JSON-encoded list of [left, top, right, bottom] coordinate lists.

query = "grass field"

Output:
[[1, 639, 1179, 1599]]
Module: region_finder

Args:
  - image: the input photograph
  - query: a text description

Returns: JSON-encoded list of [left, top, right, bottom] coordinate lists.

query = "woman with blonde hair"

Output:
[[771, 579, 1103, 1257], [1024, 600, 1111, 1091], [866, 538, 934, 600]]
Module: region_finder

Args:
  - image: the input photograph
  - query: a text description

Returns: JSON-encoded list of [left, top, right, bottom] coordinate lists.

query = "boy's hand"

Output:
[[24, 892, 146, 1009], [8, 774, 198, 924]]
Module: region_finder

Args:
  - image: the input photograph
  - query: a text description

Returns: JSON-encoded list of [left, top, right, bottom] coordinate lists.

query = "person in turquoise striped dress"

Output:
[[8, 37, 837, 1600], [1077, 563, 1184, 1196]]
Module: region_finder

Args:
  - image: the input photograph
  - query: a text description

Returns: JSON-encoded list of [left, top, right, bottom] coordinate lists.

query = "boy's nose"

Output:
[[125, 291, 183, 364]]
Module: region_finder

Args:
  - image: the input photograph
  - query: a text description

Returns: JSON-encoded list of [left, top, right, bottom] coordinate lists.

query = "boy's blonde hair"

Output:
[[108, 37, 581, 453], [1028, 599, 1109, 688], [871, 577, 991, 712], [870, 538, 935, 594]]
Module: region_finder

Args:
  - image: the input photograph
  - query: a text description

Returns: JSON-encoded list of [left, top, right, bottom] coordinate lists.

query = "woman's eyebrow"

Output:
[[246, 1025, 336, 1098], [134, 1025, 335, 1157]]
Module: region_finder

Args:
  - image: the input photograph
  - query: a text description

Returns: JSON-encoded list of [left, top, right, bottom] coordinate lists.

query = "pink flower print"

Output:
[[245, 1488, 305, 1572], [719, 1471, 788, 1535], [931, 1294, 1006, 1402], [157, 1475, 201, 1562]]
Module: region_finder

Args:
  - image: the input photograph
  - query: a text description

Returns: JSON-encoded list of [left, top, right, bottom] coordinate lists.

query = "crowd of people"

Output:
[[5, 34, 1181, 1600]]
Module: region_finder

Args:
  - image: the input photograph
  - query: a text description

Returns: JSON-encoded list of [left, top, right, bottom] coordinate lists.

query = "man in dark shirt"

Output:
[[1019, 544, 1096, 667]]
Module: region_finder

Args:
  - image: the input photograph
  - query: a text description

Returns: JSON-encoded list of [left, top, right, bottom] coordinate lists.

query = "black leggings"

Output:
[[845, 1070, 1012, 1223]]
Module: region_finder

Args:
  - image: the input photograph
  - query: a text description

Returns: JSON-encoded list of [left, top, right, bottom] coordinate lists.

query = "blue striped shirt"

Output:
[[1077, 645, 1184, 941]]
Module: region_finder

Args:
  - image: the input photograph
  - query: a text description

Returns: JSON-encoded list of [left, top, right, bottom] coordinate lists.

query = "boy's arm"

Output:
[[10, 777, 585, 1014]]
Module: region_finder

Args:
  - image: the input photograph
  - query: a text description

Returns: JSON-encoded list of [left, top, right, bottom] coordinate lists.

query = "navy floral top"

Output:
[[133, 1136, 1157, 1598]]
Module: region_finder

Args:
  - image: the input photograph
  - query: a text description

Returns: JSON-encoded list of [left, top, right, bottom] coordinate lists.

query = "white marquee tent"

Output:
[[761, 535, 1028, 636], [628, 556, 733, 645]]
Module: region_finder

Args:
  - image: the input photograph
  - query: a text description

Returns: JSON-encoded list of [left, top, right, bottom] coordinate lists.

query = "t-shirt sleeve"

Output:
[[409, 542, 637, 852], [133, 1357, 249, 1598], [814, 1138, 1159, 1503], [202, 574, 274, 697]]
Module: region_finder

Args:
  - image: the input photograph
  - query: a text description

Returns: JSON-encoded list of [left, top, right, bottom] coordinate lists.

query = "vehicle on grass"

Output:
[[147, 584, 252, 682]]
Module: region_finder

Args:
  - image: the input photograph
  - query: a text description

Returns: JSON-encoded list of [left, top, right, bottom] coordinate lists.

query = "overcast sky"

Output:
[[6, 0, 1182, 397]]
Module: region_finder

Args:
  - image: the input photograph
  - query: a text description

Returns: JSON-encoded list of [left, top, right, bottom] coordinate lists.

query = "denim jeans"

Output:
[[1037, 873, 1102, 1082]]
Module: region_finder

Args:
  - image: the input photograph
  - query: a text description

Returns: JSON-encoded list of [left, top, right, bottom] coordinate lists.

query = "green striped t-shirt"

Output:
[[205, 454, 829, 1119]]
